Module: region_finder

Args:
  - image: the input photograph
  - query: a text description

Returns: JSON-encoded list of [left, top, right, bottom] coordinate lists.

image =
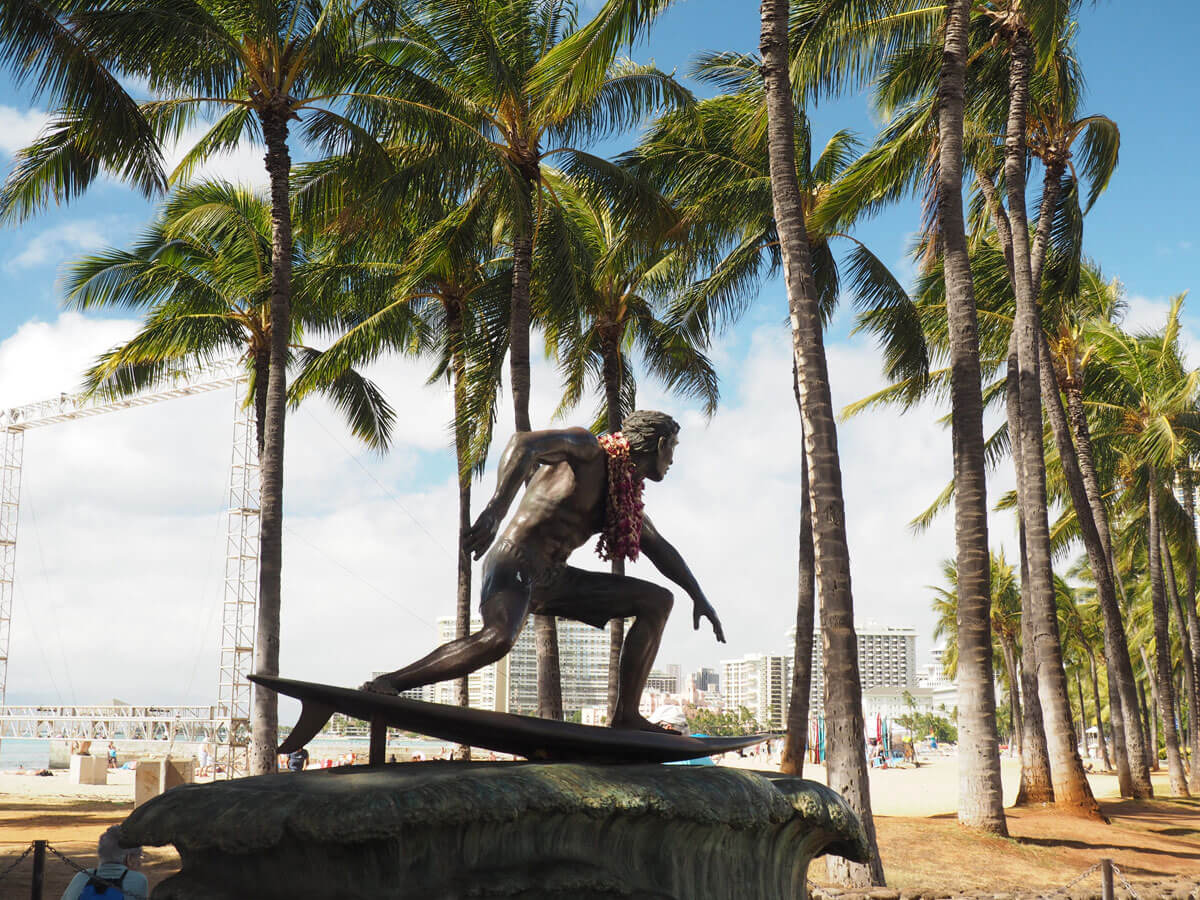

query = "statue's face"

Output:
[[648, 433, 678, 482]]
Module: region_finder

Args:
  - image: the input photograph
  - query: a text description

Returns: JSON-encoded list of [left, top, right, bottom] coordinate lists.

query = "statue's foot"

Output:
[[611, 714, 681, 735], [360, 676, 402, 695]]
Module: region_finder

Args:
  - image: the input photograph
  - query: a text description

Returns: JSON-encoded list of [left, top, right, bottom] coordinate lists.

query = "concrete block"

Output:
[[69, 754, 108, 785], [134, 757, 196, 808]]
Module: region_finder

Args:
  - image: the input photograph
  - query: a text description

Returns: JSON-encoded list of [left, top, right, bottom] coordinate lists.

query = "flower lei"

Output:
[[595, 432, 645, 563]]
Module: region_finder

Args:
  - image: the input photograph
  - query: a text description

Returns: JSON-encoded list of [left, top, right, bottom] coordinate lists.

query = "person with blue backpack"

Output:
[[60, 825, 148, 899]]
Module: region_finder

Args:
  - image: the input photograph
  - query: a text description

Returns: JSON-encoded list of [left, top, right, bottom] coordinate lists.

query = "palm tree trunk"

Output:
[[1000, 635, 1023, 754], [933, 0, 1008, 836], [254, 350, 269, 459], [1064, 383, 1151, 795], [250, 108, 294, 776], [1138, 670, 1157, 771], [602, 338, 624, 723], [450, 303, 473, 741], [782, 379, 815, 777], [1012, 388, 1053, 806], [511, 171, 562, 722], [760, 0, 885, 881], [1089, 653, 1111, 771], [1147, 471, 1190, 795], [1161, 536, 1199, 790], [1002, 21, 1101, 819], [1074, 670, 1087, 750]]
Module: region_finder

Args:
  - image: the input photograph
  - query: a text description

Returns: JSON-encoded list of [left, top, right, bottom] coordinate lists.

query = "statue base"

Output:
[[122, 762, 869, 899]]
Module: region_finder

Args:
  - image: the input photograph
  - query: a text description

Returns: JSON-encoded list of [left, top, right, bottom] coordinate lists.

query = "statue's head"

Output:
[[622, 410, 680, 482]]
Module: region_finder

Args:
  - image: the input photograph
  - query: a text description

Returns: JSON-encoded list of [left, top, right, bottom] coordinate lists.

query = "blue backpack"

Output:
[[79, 869, 127, 898]]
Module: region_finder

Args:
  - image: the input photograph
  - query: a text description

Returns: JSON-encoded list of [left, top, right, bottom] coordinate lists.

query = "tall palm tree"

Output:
[[761, 0, 884, 884], [2, 0, 406, 773], [536, 177, 720, 716], [1087, 299, 1199, 795], [628, 43, 908, 794], [290, 171, 514, 722], [344, 0, 691, 719], [929, 0, 1009, 834]]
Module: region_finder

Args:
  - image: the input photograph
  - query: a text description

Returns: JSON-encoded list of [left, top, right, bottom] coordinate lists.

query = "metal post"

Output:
[[30, 840, 44, 900], [215, 378, 259, 779], [370, 717, 387, 767], [1101, 858, 1114, 900]]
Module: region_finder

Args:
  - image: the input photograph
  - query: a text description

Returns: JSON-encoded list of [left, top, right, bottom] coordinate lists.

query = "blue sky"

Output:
[[0, 1, 1196, 704]]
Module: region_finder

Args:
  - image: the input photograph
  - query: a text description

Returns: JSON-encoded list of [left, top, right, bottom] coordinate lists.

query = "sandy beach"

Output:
[[0, 752, 1196, 897]]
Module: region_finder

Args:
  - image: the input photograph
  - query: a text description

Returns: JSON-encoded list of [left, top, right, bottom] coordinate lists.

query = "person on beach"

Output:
[[60, 825, 148, 900], [107, 743, 118, 769], [363, 411, 725, 733]]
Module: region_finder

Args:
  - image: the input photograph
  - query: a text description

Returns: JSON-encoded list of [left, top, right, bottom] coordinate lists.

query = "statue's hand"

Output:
[[464, 508, 501, 560], [693, 598, 726, 643]]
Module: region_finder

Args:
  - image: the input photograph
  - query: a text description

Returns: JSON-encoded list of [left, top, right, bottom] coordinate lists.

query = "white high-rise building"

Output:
[[791, 621, 917, 714], [425, 615, 613, 716], [721, 653, 792, 730]]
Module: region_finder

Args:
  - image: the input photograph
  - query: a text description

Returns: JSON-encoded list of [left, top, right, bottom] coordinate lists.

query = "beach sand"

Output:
[[1, 753, 1196, 897]]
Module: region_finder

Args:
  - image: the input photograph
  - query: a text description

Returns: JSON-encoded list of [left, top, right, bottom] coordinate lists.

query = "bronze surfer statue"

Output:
[[364, 410, 724, 732]]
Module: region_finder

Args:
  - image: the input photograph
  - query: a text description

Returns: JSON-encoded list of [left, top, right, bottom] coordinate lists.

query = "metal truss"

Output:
[[215, 378, 259, 778], [0, 428, 23, 709], [0, 359, 259, 773], [0, 704, 220, 741]]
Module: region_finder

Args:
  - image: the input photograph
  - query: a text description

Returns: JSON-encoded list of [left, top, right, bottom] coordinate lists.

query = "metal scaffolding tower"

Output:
[[215, 376, 259, 777], [0, 360, 257, 773]]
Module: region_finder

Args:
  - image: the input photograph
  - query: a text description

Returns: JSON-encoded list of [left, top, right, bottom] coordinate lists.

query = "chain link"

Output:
[[1044, 861, 1101, 896], [44, 842, 149, 900], [1110, 864, 1141, 900], [0, 843, 34, 882]]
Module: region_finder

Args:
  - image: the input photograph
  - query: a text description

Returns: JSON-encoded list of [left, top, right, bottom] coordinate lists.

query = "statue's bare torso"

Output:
[[496, 431, 607, 569]]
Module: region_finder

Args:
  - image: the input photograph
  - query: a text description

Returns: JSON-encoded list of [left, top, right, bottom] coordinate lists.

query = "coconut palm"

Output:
[[332, 0, 691, 719], [760, 0, 885, 883], [290, 177, 512, 727], [2, 0, 413, 773], [1086, 297, 1200, 795], [536, 176, 719, 716]]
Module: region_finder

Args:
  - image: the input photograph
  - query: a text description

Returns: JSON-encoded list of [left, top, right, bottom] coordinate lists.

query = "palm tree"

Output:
[[760, 0, 884, 884], [341, 0, 691, 719], [291, 177, 512, 730], [930, 551, 1024, 754], [1087, 299, 1199, 795], [63, 180, 395, 455], [536, 177, 719, 717], [929, 0, 1009, 834], [2, 0, 408, 773]]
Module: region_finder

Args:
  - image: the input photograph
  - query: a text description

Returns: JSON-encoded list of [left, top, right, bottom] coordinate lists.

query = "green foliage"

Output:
[[684, 705, 764, 736]]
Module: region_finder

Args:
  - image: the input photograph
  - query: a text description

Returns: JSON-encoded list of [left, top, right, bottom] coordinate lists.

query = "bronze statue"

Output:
[[364, 410, 725, 732]]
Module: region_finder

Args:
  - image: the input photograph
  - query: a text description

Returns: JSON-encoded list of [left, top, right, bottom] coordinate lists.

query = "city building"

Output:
[[721, 653, 792, 730], [916, 645, 958, 713], [421, 615, 613, 716], [798, 621, 917, 714], [645, 665, 681, 694], [690, 667, 720, 693]]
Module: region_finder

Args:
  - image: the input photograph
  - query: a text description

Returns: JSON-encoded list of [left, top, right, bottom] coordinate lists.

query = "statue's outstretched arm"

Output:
[[463, 427, 601, 559], [639, 516, 726, 643]]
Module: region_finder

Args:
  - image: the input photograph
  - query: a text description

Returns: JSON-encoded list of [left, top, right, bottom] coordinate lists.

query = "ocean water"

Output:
[[0, 738, 50, 770]]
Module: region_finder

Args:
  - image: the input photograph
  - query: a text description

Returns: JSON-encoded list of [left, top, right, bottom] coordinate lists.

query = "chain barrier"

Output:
[[43, 842, 150, 900], [0, 841, 34, 882], [1110, 864, 1141, 900], [1043, 861, 1102, 896]]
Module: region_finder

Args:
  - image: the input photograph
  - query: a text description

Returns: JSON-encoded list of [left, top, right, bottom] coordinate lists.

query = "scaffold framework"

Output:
[[0, 359, 259, 776]]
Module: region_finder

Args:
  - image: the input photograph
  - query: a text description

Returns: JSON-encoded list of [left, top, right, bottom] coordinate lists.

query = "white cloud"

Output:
[[1123, 293, 1200, 369], [0, 105, 50, 156], [2, 308, 1019, 709], [162, 120, 269, 189], [5, 219, 124, 272]]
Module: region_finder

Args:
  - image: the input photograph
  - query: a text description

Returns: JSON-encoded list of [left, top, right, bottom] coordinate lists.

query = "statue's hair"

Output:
[[621, 410, 680, 455]]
